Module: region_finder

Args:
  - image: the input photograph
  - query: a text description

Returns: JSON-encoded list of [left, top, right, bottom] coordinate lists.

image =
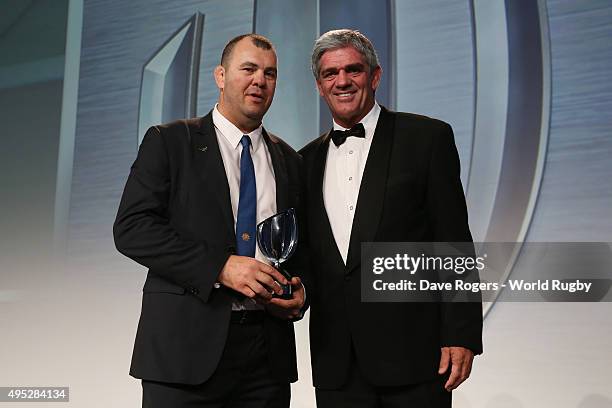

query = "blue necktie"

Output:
[[236, 135, 256, 257]]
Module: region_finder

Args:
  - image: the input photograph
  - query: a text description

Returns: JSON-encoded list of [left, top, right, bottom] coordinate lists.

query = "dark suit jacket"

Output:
[[113, 111, 305, 385], [299, 107, 483, 389]]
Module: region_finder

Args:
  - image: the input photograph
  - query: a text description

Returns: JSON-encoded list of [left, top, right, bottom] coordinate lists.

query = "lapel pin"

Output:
[[197, 146, 208, 152]]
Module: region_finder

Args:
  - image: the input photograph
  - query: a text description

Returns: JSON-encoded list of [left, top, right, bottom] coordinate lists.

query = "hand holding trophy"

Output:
[[256, 208, 298, 300]]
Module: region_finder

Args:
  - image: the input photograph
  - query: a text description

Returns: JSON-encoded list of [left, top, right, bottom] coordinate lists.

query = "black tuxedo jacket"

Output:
[[300, 107, 483, 389], [113, 112, 305, 385]]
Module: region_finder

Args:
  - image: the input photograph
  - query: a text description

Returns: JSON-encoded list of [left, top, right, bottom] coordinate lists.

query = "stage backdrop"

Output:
[[1, 0, 611, 407]]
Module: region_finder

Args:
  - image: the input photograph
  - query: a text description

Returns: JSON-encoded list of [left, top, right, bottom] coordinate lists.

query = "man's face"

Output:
[[215, 38, 277, 132], [316, 46, 381, 128]]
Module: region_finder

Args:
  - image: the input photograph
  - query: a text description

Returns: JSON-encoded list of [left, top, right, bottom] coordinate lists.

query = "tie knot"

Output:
[[330, 123, 365, 146], [240, 135, 252, 149]]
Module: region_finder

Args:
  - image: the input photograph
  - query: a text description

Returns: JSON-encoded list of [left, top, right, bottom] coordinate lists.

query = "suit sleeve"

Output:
[[427, 123, 484, 355], [113, 126, 232, 303]]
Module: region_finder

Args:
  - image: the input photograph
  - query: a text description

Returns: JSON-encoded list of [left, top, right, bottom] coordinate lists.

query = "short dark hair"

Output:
[[220, 34, 275, 67]]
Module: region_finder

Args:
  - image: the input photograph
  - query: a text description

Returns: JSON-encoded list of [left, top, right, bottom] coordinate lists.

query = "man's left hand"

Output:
[[438, 346, 474, 391], [264, 277, 305, 320]]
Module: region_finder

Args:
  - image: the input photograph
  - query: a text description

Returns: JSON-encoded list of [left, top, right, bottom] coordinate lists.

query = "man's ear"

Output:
[[370, 66, 382, 91], [214, 65, 225, 90]]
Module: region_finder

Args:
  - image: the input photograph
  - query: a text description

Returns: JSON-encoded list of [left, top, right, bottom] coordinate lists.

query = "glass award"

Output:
[[256, 208, 298, 300]]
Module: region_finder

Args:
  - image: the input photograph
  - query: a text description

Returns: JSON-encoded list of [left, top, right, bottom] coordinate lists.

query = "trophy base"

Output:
[[274, 283, 293, 300], [273, 266, 293, 300]]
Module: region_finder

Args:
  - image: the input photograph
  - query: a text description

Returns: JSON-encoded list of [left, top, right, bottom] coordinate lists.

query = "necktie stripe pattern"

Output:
[[236, 135, 256, 257]]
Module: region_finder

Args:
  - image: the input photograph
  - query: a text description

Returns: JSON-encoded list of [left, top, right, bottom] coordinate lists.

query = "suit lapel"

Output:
[[345, 107, 395, 273], [192, 112, 235, 237], [262, 129, 289, 212], [311, 132, 346, 267]]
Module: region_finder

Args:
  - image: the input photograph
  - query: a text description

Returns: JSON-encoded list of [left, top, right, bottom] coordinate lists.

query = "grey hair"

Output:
[[311, 29, 380, 79]]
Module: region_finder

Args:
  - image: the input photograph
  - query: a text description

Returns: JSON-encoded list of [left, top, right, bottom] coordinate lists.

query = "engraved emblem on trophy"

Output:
[[256, 208, 298, 300]]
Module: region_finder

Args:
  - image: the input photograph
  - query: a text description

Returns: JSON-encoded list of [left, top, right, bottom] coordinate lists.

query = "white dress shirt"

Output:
[[213, 105, 277, 309], [323, 102, 381, 264]]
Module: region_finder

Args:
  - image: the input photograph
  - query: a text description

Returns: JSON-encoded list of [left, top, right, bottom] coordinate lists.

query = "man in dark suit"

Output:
[[300, 29, 483, 407], [114, 34, 306, 408]]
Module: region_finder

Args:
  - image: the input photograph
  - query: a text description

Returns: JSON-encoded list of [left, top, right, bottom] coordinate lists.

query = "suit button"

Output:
[[190, 287, 199, 295], [344, 275, 351, 281]]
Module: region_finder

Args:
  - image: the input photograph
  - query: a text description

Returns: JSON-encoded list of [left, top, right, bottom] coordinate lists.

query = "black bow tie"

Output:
[[330, 123, 365, 147]]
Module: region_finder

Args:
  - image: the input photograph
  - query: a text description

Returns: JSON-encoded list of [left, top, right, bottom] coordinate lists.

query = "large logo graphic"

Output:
[[467, 0, 550, 314], [136, 1, 552, 315], [138, 13, 203, 145]]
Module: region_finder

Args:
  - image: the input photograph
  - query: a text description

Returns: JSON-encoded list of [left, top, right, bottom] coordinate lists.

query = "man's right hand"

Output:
[[218, 255, 288, 301]]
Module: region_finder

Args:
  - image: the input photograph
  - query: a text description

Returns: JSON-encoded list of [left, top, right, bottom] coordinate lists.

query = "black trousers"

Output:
[[142, 321, 290, 408], [315, 352, 451, 408]]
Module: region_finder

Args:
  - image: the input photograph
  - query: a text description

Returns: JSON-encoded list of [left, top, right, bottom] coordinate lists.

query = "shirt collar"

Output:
[[332, 102, 381, 141], [213, 104, 264, 152]]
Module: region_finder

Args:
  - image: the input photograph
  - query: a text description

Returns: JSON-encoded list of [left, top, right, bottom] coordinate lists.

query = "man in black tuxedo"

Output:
[[300, 29, 483, 407], [114, 34, 306, 408]]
